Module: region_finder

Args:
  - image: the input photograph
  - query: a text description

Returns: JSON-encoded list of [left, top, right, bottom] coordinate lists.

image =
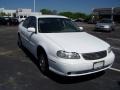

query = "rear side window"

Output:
[[23, 17, 30, 28], [28, 17, 36, 28], [23, 16, 36, 29]]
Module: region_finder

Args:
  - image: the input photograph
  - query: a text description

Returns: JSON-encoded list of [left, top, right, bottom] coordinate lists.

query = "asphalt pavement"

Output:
[[0, 24, 120, 90]]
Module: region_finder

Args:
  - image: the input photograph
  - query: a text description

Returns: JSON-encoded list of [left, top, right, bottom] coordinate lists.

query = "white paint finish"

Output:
[[45, 32, 110, 53], [18, 15, 115, 76]]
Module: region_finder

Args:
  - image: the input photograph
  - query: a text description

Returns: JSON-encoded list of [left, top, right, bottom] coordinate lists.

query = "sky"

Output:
[[0, 0, 120, 14]]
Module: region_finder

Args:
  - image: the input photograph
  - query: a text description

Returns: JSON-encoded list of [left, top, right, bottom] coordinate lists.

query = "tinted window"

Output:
[[29, 17, 36, 28], [38, 18, 81, 33], [20, 16, 23, 18], [24, 16, 27, 18], [23, 17, 30, 28], [23, 16, 36, 29]]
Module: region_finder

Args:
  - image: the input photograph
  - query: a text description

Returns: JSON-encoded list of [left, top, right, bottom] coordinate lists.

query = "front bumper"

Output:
[[95, 27, 112, 31], [48, 51, 115, 76]]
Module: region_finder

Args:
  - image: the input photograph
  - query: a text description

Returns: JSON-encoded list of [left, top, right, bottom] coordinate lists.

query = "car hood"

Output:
[[45, 32, 109, 53]]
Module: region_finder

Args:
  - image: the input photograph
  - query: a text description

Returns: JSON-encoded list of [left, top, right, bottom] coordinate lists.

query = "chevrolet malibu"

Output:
[[18, 15, 115, 76]]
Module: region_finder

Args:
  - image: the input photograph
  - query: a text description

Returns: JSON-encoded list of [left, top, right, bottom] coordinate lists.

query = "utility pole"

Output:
[[111, 7, 114, 21], [34, 0, 36, 12]]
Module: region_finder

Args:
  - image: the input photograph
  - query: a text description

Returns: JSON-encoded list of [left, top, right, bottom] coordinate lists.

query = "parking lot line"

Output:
[[0, 49, 20, 55], [112, 47, 120, 51], [0, 51, 13, 55], [107, 38, 120, 42], [109, 67, 120, 72]]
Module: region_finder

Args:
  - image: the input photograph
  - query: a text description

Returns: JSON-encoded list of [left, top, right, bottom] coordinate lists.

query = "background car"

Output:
[[95, 19, 115, 32], [4, 17, 19, 26], [0, 17, 19, 26], [17, 15, 27, 23], [8, 17, 19, 25], [0, 17, 7, 25]]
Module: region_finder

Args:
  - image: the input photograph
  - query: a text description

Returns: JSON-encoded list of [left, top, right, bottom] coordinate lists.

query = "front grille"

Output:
[[82, 50, 107, 60], [100, 26, 104, 28]]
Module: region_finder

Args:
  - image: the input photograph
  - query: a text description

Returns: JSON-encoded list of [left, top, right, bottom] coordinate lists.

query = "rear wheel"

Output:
[[38, 50, 49, 74]]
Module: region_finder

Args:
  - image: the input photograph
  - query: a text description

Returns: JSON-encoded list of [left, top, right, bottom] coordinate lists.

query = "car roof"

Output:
[[30, 15, 68, 19]]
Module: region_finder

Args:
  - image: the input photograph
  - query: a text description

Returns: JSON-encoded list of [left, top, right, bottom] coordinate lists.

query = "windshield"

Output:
[[99, 19, 112, 23], [38, 18, 81, 33]]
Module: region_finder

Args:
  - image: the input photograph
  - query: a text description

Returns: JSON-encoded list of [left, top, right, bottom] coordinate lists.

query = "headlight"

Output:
[[57, 50, 80, 59], [104, 25, 110, 28], [108, 47, 112, 53]]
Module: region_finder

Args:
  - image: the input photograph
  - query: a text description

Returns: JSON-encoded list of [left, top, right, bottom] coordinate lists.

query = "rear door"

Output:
[[26, 16, 37, 54], [20, 17, 31, 48]]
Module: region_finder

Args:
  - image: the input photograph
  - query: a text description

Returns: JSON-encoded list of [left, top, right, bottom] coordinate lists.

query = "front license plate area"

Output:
[[93, 61, 104, 70]]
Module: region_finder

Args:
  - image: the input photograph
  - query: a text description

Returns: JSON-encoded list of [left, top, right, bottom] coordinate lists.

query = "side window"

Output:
[[22, 16, 36, 29], [23, 17, 30, 28], [28, 17, 36, 29]]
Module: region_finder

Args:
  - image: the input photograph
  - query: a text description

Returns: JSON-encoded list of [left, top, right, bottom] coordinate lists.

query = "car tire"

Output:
[[38, 50, 49, 74], [18, 35, 23, 48], [112, 28, 115, 31]]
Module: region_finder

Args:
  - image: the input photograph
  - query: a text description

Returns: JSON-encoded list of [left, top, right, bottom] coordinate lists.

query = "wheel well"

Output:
[[37, 46, 47, 58], [18, 33, 20, 37]]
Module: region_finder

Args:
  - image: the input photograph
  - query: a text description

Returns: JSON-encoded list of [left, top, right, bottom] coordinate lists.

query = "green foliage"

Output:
[[0, 12, 6, 16], [40, 8, 91, 20], [85, 14, 93, 21], [40, 9, 57, 15], [0, 12, 12, 17], [59, 12, 90, 19], [59, 12, 74, 18]]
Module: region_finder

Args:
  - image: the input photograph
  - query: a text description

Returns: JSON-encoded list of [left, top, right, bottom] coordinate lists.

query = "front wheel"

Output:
[[38, 51, 49, 74], [17, 35, 23, 48]]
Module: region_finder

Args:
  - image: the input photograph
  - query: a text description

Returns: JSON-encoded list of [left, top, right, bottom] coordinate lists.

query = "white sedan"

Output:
[[18, 15, 115, 76]]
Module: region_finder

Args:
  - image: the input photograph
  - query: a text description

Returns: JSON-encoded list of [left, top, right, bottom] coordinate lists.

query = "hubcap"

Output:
[[39, 55, 46, 72]]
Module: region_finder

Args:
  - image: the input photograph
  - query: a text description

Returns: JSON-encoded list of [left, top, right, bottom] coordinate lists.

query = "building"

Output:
[[92, 7, 120, 23], [16, 8, 32, 17], [0, 8, 42, 22], [16, 8, 42, 22], [0, 8, 16, 17]]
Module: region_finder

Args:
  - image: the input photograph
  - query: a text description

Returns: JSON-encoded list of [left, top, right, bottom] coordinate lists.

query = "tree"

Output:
[[0, 12, 6, 16], [40, 9, 91, 20], [59, 12, 89, 19], [74, 12, 87, 19], [40, 9, 52, 14], [59, 12, 74, 19], [40, 9, 57, 15]]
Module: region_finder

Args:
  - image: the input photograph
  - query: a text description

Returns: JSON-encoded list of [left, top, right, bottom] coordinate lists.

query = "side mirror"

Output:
[[79, 26, 84, 31], [27, 27, 35, 32]]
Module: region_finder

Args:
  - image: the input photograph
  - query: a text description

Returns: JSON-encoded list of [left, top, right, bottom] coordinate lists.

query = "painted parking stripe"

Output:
[[110, 67, 120, 72], [112, 47, 120, 51], [0, 49, 20, 55], [0, 51, 13, 55], [107, 38, 120, 42]]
